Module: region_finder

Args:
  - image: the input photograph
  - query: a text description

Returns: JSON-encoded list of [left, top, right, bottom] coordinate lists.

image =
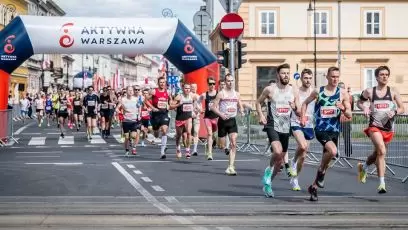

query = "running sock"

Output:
[[193, 142, 198, 153], [379, 177, 385, 185], [161, 135, 167, 154], [177, 145, 181, 151]]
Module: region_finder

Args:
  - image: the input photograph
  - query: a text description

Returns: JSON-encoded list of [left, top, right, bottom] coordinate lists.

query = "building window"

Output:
[[364, 68, 377, 88], [364, 10, 382, 36], [259, 10, 277, 36], [257, 66, 277, 98], [312, 11, 329, 36]]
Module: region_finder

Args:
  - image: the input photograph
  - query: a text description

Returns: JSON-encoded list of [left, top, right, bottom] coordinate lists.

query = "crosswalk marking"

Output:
[[90, 135, 106, 144], [58, 136, 74, 145], [28, 137, 46, 146], [113, 134, 122, 143]]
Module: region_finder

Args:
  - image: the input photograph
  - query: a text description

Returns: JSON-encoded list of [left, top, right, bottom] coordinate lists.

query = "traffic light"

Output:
[[216, 49, 229, 69], [237, 40, 247, 69]]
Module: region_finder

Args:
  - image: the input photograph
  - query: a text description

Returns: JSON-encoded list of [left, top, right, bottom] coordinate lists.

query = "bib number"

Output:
[[74, 101, 80, 106], [226, 106, 237, 115], [141, 111, 149, 117], [276, 104, 291, 115], [320, 106, 337, 118], [46, 106, 51, 110], [101, 104, 109, 109], [183, 104, 193, 112], [374, 100, 392, 112], [60, 105, 67, 111], [157, 101, 167, 109], [88, 101, 95, 107]]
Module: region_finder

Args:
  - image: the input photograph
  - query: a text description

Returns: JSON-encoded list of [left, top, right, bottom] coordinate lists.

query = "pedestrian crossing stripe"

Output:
[[10, 135, 130, 147]]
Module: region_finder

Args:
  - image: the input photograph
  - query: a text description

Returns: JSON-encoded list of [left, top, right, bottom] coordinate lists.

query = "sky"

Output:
[[53, 0, 204, 30]]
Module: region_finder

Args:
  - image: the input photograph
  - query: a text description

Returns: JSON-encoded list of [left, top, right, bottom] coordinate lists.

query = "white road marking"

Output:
[[122, 160, 171, 163], [20, 133, 42, 135], [58, 135, 74, 145], [92, 150, 114, 152], [141, 177, 152, 183], [216, 227, 234, 230], [212, 159, 260, 162], [16, 151, 62, 154], [133, 170, 143, 175], [113, 134, 122, 143], [127, 164, 135, 169], [25, 163, 83, 165], [90, 135, 106, 144], [152, 185, 165, 192], [164, 196, 179, 203], [35, 146, 50, 148], [4, 138, 19, 146], [28, 137, 46, 146], [16, 156, 60, 158], [84, 145, 100, 148], [111, 162, 174, 213], [14, 122, 33, 135], [47, 132, 61, 135], [60, 146, 73, 148]]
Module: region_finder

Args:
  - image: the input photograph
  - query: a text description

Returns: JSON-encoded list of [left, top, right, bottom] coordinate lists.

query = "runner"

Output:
[[140, 88, 153, 147], [170, 83, 198, 159], [34, 93, 45, 127], [44, 94, 53, 127], [57, 90, 70, 138], [289, 69, 315, 191], [217, 79, 229, 154], [67, 90, 75, 129], [190, 83, 202, 156], [256, 63, 299, 197], [198, 77, 218, 160], [357, 66, 405, 193], [73, 91, 83, 132], [52, 89, 60, 123], [107, 85, 118, 136], [301, 66, 352, 201], [145, 77, 171, 159], [211, 73, 245, 175], [83, 86, 99, 140], [116, 86, 143, 156], [100, 87, 112, 138]]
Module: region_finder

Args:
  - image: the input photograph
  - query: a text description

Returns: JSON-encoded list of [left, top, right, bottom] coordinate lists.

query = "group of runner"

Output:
[[30, 64, 403, 200]]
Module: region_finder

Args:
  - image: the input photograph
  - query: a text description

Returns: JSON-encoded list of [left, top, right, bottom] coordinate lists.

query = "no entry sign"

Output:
[[220, 13, 244, 39]]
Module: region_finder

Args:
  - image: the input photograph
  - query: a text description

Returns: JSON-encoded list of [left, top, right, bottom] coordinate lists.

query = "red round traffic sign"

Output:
[[220, 13, 244, 39]]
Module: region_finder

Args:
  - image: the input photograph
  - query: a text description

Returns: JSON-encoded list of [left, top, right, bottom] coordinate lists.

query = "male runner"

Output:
[[301, 66, 352, 201], [357, 66, 405, 193], [57, 90, 70, 138], [190, 83, 201, 156], [67, 90, 75, 129], [211, 74, 245, 175], [73, 91, 83, 131], [146, 77, 171, 159], [107, 85, 118, 134], [170, 83, 198, 159], [34, 94, 45, 127], [100, 87, 112, 138], [116, 86, 143, 155], [83, 86, 99, 140], [52, 89, 60, 123], [198, 77, 218, 160], [256, 63, 299, 197], [289, 69, 315, 191], [140, 88, 153, 146], [217, 79, 229, 154], [45, 94, 53, 127]]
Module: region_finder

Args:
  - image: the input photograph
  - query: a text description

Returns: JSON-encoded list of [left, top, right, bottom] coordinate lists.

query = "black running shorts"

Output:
[[151, 112, 170, 131], [123, 121, 141, 133], [315, 131, 339, 147], [217, 117, 238, 138]]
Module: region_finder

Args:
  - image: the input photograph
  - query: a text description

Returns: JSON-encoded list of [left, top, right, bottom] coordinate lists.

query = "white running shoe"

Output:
[[290, 177, 301, 191]]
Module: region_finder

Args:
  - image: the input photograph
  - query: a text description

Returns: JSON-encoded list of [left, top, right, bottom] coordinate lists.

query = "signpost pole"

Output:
[[228, 0, 235, 80]]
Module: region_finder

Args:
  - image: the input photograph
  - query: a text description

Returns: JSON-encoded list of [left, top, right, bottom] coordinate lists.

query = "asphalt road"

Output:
[[0, 120, 407, 229]]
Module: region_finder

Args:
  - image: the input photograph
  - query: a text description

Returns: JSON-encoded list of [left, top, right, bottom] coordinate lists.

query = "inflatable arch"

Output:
[[0, 16, 219, 112]]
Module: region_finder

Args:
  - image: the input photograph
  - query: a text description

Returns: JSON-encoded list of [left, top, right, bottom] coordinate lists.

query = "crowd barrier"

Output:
[[235, 110, 408, 183], [0, 109, 19, 147]]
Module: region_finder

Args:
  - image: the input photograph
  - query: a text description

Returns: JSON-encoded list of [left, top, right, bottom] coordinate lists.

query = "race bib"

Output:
[[320, 106, 337, 118], [88, 100, 95, 107], [74, 101, 80, 106], [209, 102, 214, 108], [124, 112, 137, 120], [157, 101, 167, 109], [276, 104, 291, 116], [374, 100, 392, 112], [101, 104, 109, 109], [226, 105, 237, 114], [183, 104, 193, 112], [60, 105, 67, 111], [141, 111, 149, 117], [46, 106, 51, 110]]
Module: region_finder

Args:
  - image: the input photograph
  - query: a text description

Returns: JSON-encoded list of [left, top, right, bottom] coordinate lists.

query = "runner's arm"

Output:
[[357, 88, 371, 111], [340, 89, 352, 119], [237, 93, 245, 116], [255, 87, 271, 121], [393, 87, 405, 115], [210, 92, 224, 118], [301, 89, 318, 118], [293, 89, 302, 117], [169, 95, 181, 110]]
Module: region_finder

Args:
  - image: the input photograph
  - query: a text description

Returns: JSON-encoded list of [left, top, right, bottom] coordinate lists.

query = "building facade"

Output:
[[211, 0, 408, 105]]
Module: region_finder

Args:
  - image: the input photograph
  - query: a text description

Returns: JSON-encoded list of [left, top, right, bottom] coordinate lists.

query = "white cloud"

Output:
[[53, 0, 202, 29]]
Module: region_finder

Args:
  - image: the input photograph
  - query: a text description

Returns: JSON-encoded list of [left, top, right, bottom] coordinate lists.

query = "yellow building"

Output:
[[1, 0, 28, 100], [211, 0, 408, 107]]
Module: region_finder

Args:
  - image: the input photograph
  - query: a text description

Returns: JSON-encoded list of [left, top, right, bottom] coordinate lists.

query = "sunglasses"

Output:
[[135, 89, 140, 91], [208, 82, 216, 85]]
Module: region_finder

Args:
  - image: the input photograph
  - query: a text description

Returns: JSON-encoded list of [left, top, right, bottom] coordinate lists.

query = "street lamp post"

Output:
[[3, 4, 16, 26], [308, 0, 317, 87]]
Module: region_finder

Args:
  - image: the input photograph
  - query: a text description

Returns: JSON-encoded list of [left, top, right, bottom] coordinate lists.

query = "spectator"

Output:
[[7, 95, 13, 110]]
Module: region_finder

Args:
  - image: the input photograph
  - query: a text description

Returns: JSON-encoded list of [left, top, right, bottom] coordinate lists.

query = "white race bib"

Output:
[[74, 101, 80, 106], [157, 101, 167, 109], [46, 106, 51, 110], [141, 111, 149, 117], [320, 106, 337, 118], [101, 104, 109, 109], [276, 104, 291, 116], [374, 100, 392, 112], [88, 100, 96, 107], [60, 105, 67, 110], [183, 104, 193, 112], [226, 105, 237, 116]]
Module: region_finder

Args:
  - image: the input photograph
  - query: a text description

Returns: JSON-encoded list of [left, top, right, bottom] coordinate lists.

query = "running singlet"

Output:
[[52, 94, 59, 109], [176, 94, 193, 121], [59, 96, 69, 114], [45, 99, 52, 111], [204, 91, 218, 119], [369, 86, 395, 132], [35, 98, 44, 110], [83, 94, 99, 113], [152, 89, 169, 113], [122, 96, 140, 122], [73, 97, 82, 109], [291, 88, 315, 128], [141, 100, 151, 120], [67, 97, 73, 110], [219, 90, 238, 119], [100, 94, 110, 110], [267, 84, 294, 134], [314, 86, 341, 132]]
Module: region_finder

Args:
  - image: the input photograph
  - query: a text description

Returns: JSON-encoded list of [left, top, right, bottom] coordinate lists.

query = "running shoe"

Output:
[[308, 185, 318, 201], [38, 123, 41, 127], [47, 123, 50, 127], [141, 141, 145, 147], [224, 148, 230, 155], [207, 153, 213, 161], [131, 147, 137, 155], [125, 150, 130, 156], [176, 150, 182, 159], [262, 167, 272, 186], [225, 166, 237, 176], [289, 161, 298, 177], [263, 184, 274, 198], [315, 170, 325, 188], [192, 152, 198, 156], [185, 150, 191, 159], [357, 162, 367, 184], [378, 184, 387, 194], [60, 133, 65, 138], [290, 177, 301, 191], [160, 153, 167, 159]]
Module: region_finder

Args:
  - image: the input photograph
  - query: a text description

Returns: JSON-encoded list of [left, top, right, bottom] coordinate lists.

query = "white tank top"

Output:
[[122, 96, 140, 121], [35, 98, 44, 109], [291, 87, 315, 128], [219, 90, 238, 118], [268, 84, 294, 133]]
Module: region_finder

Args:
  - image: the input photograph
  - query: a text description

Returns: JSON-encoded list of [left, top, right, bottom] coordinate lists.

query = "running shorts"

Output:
[[73, 107, 82, 115], [100, 109, 111, 120], [218, 117, 238, 138], [36, 109, 43, 113], [291, 126, 315, 140], [204, 118, 218, 132], [86, 111, 97, 119], [364, 126, 394, 144], [123, 121, 141, 133], [57, 112, 68, 119], [151, 112, 170, 131], [263, 125, 290, 152], [141, 119, 151, 128], [315, 131, 339, 147], [45, 109, 52, 115]]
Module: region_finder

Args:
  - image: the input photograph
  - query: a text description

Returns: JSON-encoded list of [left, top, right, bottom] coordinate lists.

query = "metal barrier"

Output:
[[236, 110, 408, 183], [0, 109, 19, 147]]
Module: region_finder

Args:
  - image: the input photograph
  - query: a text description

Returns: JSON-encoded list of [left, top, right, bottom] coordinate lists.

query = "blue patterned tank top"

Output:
[[314, 86, 341, 132]]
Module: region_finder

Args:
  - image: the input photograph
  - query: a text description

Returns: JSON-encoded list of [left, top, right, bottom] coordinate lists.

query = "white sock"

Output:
[[161, 135, 167, 154], [193, 142, 198, 153], [362, 162, 368, 170], [177, 145, 181, 151], [379, 176, 385, 185]]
